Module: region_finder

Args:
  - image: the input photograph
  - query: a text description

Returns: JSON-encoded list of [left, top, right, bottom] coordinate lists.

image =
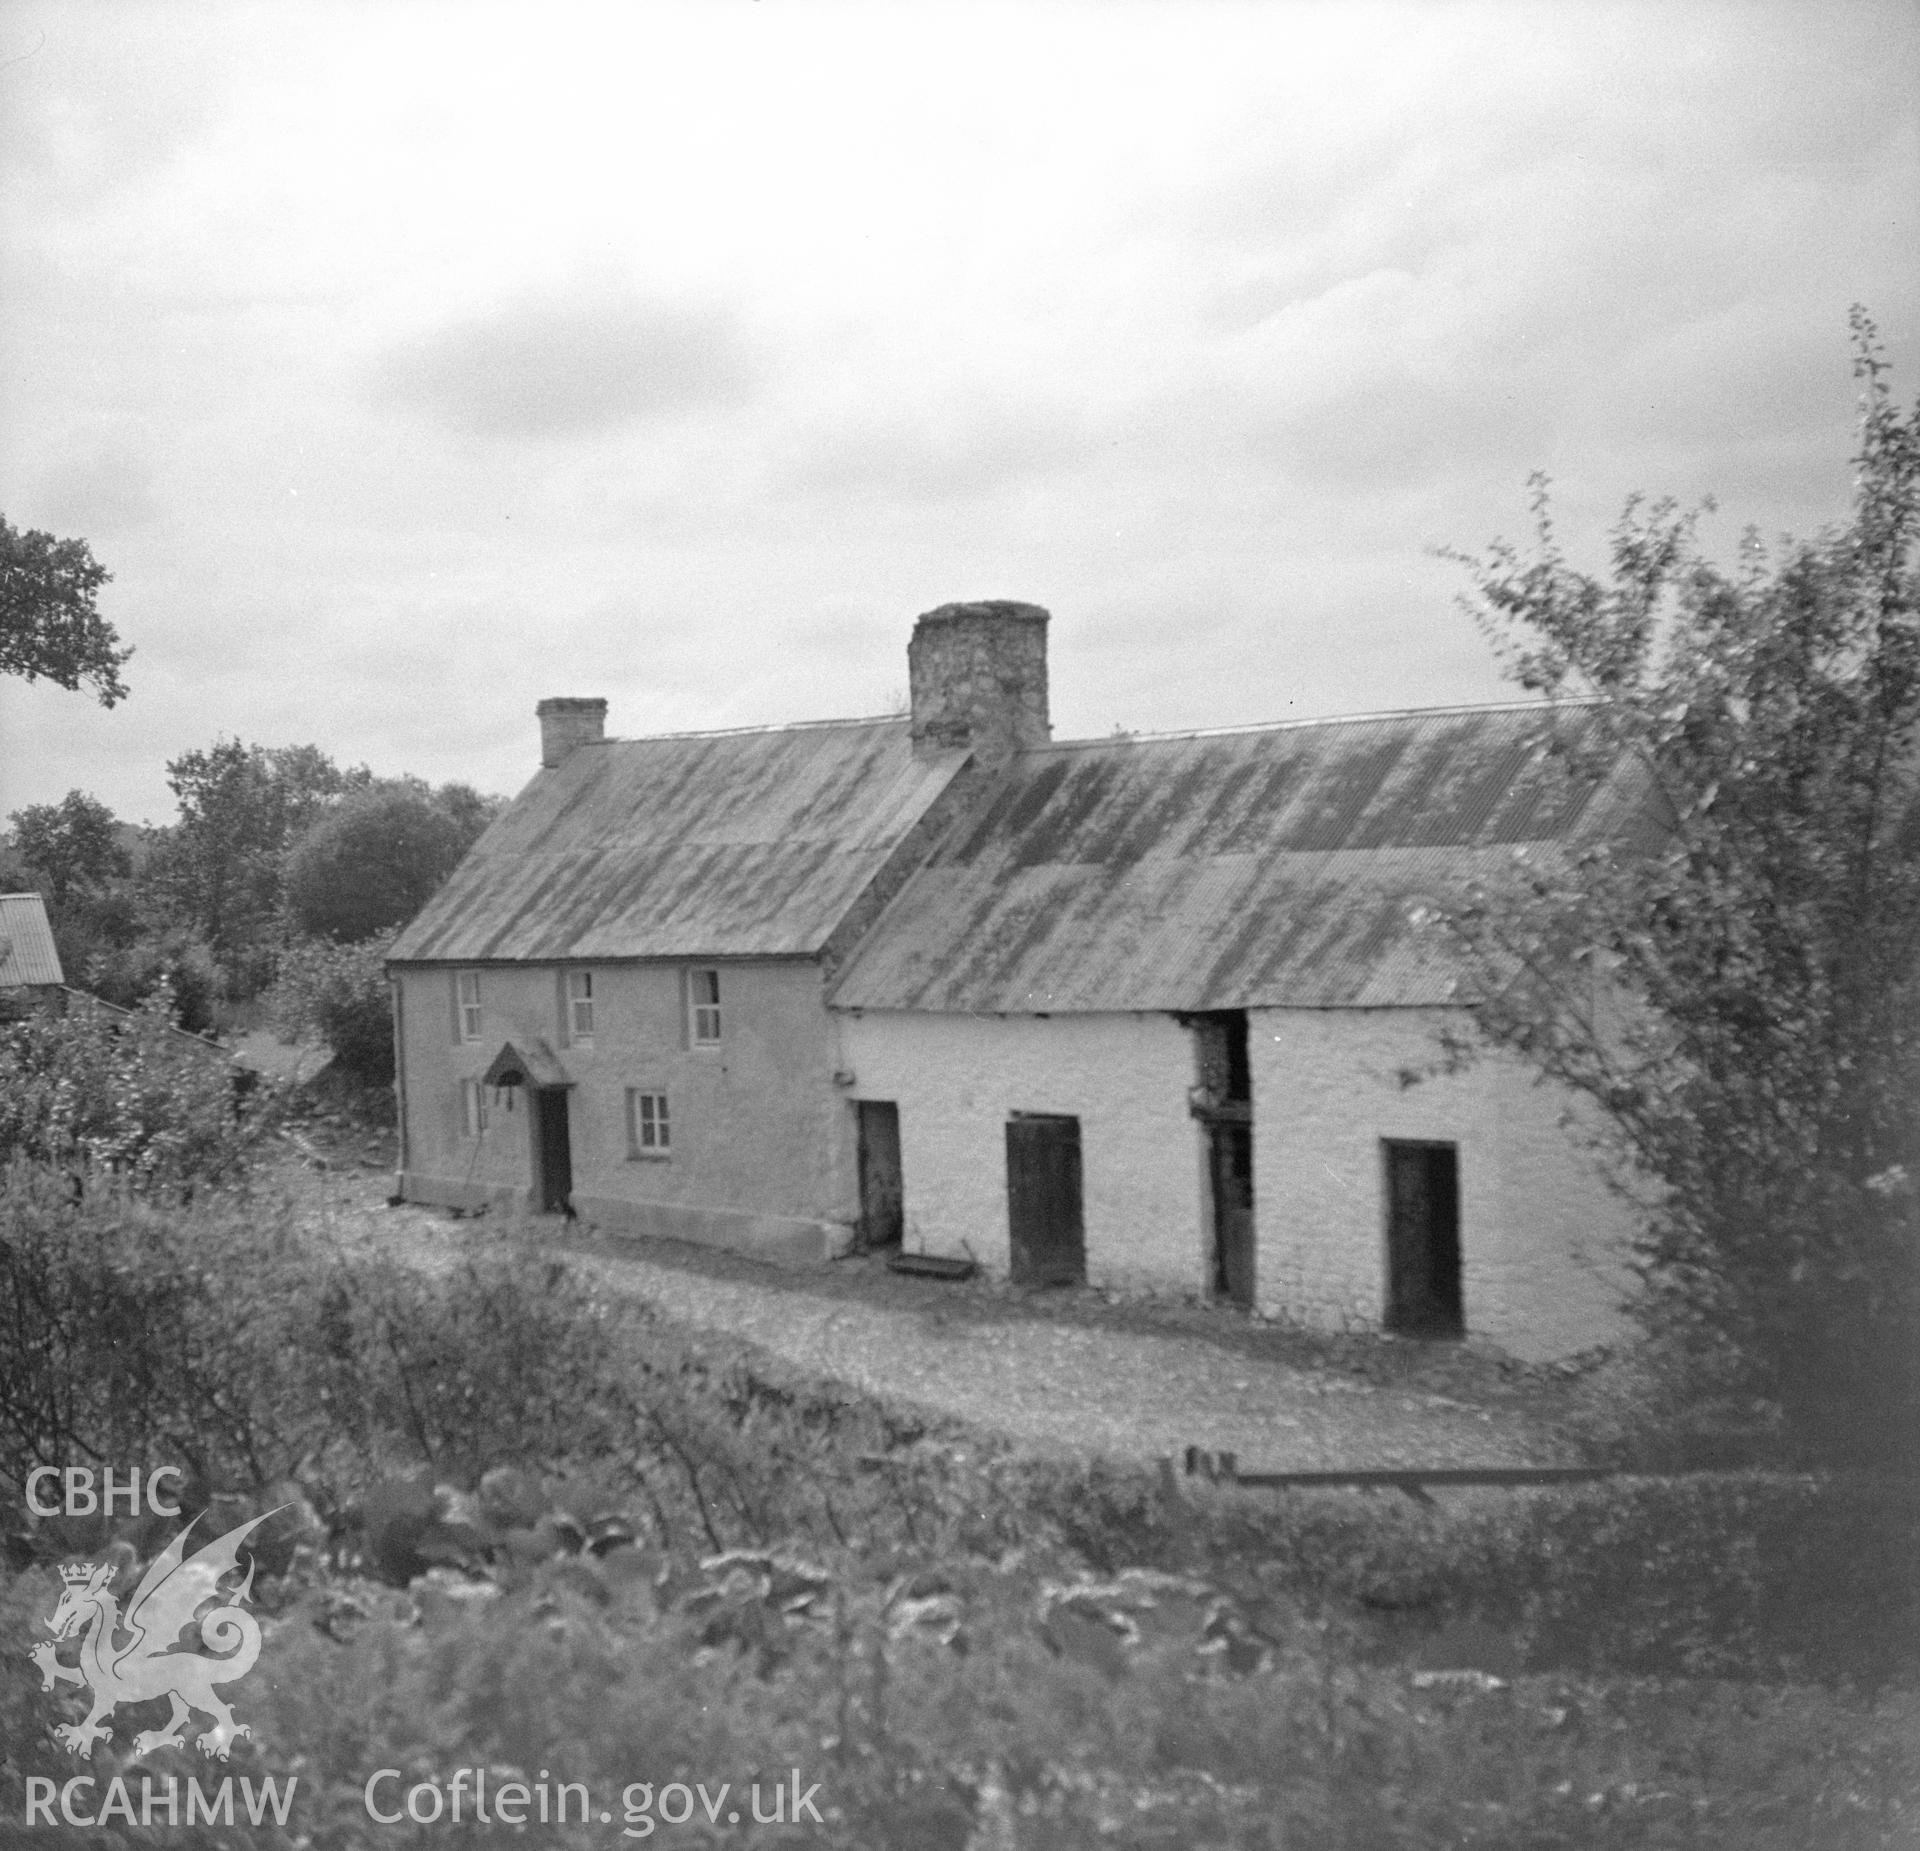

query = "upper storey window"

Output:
[[566, 970, 594, 1044], [456, 971, 482, 1042], [688, 968, 722, 1046]]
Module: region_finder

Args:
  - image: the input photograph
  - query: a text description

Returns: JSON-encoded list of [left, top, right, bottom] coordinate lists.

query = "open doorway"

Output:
[[1383, 1139, 1462, 1337], [533, 1087, 574, 1215], [1006, 1113, 1085, 1286], [1191, 1011, 1254, 1309], [855, 1100, 903, 1248], [1208, 1122, 1255, 1308]]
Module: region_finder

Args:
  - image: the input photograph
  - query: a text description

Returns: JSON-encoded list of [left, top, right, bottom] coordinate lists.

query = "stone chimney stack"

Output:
[[907, 600, 1051, 765], [537, 697, 608, 770]]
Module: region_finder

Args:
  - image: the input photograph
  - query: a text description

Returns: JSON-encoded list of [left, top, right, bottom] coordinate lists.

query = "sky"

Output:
[[2, 0, 1916, 825]]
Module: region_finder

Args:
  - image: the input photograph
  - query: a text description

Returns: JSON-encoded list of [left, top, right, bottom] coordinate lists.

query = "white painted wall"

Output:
[[1250, 1006, 1638, 1359], [836, 1010, 1204, 1291], [838, 1003, 1639, 1359]]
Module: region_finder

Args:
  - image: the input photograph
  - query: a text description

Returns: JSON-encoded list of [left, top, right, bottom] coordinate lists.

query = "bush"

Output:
[[301, 1245, 631, 1477], [0, 1171, 319, 1495], [83, 927, 221, 1035], [272, 932, 395, 1083], [0, 1184, 640, 1518], [0, 985, 266, 1187]]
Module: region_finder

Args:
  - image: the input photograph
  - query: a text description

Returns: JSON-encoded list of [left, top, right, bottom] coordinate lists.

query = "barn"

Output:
[[389, 600, 1644, 1358]]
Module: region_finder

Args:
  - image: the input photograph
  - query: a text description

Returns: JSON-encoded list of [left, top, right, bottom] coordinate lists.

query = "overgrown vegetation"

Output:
[[1, 1165, 1914, 1846], [0, 987, 274, 1189], [1443, 313, 1920, 1463], [271, 931, 399, 1084]]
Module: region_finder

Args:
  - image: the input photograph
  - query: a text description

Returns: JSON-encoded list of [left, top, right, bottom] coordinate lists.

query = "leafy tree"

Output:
[[158, 739, 361, 984], [283, 780, 494, 943], [0, 516, 129, 704], [7, 790, 130, 910], [1442, 311, 1919, 1458]]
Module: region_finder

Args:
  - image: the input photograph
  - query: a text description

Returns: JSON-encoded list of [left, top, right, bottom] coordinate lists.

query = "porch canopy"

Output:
[[481, 1040, 571, 1090]]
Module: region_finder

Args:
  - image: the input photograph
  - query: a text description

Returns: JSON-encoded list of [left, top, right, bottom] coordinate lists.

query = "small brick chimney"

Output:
[[908, 600, 1051, 765], [537, 697, 607, 770]]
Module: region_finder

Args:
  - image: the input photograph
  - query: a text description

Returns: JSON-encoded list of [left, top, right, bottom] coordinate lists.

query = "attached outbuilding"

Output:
[[827, 695, 1648, 1360]]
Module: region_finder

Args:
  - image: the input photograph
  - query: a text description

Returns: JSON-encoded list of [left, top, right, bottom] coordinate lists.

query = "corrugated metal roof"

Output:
[[389, 719, 970, 964], [0, 892, 64, 986], [828, 705, 1650, 1013]]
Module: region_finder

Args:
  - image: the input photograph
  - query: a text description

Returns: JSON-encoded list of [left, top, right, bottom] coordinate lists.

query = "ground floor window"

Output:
[[627, 1088, 670, 1156], [461, 1078, 488, 1137]]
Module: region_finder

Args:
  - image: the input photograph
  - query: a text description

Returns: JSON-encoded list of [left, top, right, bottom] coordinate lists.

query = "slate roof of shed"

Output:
[[388, 718, 969, 964], [0, 892, 65, 987], [828, 703, 1650, 1013]]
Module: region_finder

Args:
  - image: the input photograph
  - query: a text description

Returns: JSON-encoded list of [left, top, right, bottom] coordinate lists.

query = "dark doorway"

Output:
[[1191, 1011, 1254, 1309], [1006, 1113, 1085, 1287], [533, 1087, 574, 1215], [1209, 1122, 1255, 1309], [1383, 1140, 1462, 1337], [856, 1100, 904, 1248]]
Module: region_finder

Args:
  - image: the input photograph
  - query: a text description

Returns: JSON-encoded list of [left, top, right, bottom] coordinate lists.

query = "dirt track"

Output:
[[305, 1163, 1577, 1472]]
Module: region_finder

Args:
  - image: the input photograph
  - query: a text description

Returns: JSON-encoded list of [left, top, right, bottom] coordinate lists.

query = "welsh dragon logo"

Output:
[[30, 1509, 282, 1761]]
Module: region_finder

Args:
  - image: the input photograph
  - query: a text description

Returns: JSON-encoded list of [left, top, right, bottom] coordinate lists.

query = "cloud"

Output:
[[369, 289, 757, 439], [34, 434, 161, 536], [773, 396, 1105, 504]]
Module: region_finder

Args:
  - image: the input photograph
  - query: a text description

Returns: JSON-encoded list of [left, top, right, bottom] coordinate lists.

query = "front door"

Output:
[[856, 1100, 904, 1248], [1006, 1113, 1085, 1286], [533, 1087, 574, 1214]]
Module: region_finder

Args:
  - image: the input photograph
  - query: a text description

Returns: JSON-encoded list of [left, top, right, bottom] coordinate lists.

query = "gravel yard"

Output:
[[300, 1162, 1588, 1473]]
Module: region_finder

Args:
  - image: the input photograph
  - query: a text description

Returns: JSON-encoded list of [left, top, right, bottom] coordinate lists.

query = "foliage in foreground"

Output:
[[1443, 313, 1920, 1459], [6, 1544, 1912, 1851], [1, 1174, 1914, 1845]]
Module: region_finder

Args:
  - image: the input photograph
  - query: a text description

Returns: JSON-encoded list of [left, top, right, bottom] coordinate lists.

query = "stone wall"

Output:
[[907, 601, 1051, 764]]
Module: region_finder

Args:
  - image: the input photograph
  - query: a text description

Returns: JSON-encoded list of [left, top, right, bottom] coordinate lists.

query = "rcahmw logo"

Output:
[[27, 1501, 287, 1768], [25, 1773, 296, 1831]]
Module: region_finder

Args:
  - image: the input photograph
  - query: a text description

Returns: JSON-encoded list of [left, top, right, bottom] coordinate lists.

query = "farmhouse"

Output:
[[389, 601, 1644, 1359]]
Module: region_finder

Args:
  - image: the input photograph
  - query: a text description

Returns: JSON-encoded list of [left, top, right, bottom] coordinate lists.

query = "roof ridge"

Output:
[[1045, 697, 1597, 752], [600, 713, 906, 746]]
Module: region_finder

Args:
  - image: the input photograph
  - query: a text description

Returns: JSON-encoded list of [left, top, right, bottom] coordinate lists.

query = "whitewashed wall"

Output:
[[836, 1010, 1205, 1291], [1250, 1006, 1638, 1358]]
